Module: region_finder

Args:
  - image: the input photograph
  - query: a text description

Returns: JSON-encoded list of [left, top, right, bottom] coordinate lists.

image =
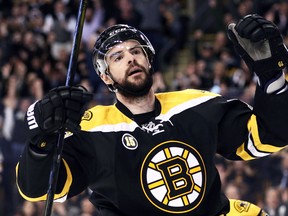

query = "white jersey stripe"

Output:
[[247, 133, 270, 158], [156, 95, 217, 122], [88, 121, 139, 132], [88, 95, 217, 132]]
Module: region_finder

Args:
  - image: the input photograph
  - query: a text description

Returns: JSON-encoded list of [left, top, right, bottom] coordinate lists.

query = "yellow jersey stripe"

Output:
[[236, 114, 285, 160], [16, 159, 72, 202], [81, 90, 218, 133], [156, 95, 218, 122], [155, 89, 219, 114], [248, 115, 284, 153], [236, 143, 255, 160], [80, 104, 134, 131]]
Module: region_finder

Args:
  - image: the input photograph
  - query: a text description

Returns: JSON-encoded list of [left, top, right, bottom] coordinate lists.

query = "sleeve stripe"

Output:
[[248, 114, 284, 153], [246, 133, 270, 157], [236, 143, 255, 160], [236, 114, 285, 160], [16, 158, 72, 202]]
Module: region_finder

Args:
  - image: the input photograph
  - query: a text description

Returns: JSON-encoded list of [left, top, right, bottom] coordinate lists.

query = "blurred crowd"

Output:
[[1, 0, 288, 215]]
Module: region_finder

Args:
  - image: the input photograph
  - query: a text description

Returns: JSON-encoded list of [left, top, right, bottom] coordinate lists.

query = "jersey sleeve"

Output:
[[16, 134, 90, 203], [216, 85, 288, 160], [16, 145, 71, 202]]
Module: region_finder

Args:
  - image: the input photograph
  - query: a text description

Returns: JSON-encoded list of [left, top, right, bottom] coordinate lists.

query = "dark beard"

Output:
[[113, 64, 153, 98]]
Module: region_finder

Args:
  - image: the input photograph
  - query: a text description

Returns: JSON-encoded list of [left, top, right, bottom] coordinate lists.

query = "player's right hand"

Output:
[[26, 86, 93, 153]]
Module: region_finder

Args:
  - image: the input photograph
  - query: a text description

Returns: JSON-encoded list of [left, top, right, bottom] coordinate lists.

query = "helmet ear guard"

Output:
[[95, 57, 107, 76], [98, 70, 118, 92], [92, 24, 155, 76]]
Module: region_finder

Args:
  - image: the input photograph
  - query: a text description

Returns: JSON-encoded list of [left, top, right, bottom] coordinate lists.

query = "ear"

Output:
[[100, 73, 113, 85]]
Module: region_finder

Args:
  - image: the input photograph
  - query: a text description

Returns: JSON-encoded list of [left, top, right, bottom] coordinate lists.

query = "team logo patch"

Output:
[[122, 133, 138, 150], [234, 200, 250, 213], [140, 140, 206, 214], [82, 111, 92, 121]]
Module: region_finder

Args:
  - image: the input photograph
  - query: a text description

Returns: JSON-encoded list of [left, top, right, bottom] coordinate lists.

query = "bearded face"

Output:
[[112, 61, 153, 97], [103, 40, 153, 97]]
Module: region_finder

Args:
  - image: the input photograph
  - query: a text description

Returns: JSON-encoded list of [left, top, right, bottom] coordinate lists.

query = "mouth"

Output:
[[128, 67, 143, 76]]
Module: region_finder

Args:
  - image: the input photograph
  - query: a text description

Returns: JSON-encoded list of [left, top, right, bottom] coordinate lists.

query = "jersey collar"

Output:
[[115, 98, 161, 124]]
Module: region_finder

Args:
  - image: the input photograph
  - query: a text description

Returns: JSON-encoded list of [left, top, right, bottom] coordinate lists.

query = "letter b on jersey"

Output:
[[157, 156, 193, 199]]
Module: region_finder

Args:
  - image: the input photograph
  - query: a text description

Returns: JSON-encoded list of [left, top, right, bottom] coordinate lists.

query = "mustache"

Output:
[[125, 61, 147, 76]]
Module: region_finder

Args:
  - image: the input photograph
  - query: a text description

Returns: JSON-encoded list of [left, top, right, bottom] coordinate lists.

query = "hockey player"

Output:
[[16, 14, 288, 215]]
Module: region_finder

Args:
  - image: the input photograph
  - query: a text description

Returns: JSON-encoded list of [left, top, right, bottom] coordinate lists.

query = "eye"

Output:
[[111, 53, 123, 62], [131, 47, 143, 55], [114, 55, 123, 62]]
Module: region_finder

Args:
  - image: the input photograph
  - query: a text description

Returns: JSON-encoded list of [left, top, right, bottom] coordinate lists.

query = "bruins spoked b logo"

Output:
[[140, 140, 206, 214]]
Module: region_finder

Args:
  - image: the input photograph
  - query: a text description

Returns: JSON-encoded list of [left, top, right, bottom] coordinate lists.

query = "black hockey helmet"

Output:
[[92, 24, 155, 76]]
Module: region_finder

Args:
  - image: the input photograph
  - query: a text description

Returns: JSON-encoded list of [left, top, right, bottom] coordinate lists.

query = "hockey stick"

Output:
[[43, 0, 88, 215]]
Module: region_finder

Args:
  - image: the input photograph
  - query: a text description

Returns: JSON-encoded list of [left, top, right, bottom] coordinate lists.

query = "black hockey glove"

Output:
[[26, 86, 93, 154], [227, 14, 288, 93]]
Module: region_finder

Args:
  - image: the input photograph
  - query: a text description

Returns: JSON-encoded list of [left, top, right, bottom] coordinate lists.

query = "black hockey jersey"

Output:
[[16, 87, 288, 216]]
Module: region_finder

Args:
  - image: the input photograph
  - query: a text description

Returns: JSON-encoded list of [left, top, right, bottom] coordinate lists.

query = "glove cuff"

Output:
[[29, 133, 58, 155], [262, 71, 287, 94]]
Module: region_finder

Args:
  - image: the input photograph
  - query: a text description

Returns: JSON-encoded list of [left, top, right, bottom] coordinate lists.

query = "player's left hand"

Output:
[[227, 14, 288, 90]]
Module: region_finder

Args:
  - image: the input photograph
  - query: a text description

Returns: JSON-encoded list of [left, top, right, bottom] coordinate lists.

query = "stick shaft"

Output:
[[44, 1, 88, 215], [66, 0, 88, 86]]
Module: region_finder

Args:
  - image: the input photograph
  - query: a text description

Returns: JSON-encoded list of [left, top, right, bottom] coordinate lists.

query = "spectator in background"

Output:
[[226, 160, 257, 203], [52, 202, 68, 216], [9, 98, 31, 194], [0, 11, 9, 66], [194, 59, 212, 90], [1, 74, 20, 215], [159, 0, 188, 63], [209, 60, 230, 95], [16, 200, 39, 216], [28, 78, 44, 101], [224, 182, 242, 200], [43, 0, 75, 61], [20, 30, 43, 69], [27, 8, 45, 35], [263, 1, 288, 36], [1, 0, 288, 215], [281, 187, 288, 215], [278, 151, 288, 191], [225, 0, 254, 20], [277, 1, 288, 36], [195, 42, 217, 75], [109, 0, 142, 28], [171, 62, 201, 91], [192, 0, 226, 34], [171, 70, 192, 91], [81, 0, 104, 47], [230, 59, 253, 90], [215, 155, 229, 188], [80, 197, 97, 216], [263, 187, 288, 216], [10, 57, 29, 97], [152, 71, 167, 93], [212, 31, 238, 69], [133, 0, 167, 72], [162, 0, 190, 50]]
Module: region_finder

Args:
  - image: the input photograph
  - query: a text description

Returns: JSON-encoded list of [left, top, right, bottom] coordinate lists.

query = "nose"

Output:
[[127, 52, 135, 65]]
